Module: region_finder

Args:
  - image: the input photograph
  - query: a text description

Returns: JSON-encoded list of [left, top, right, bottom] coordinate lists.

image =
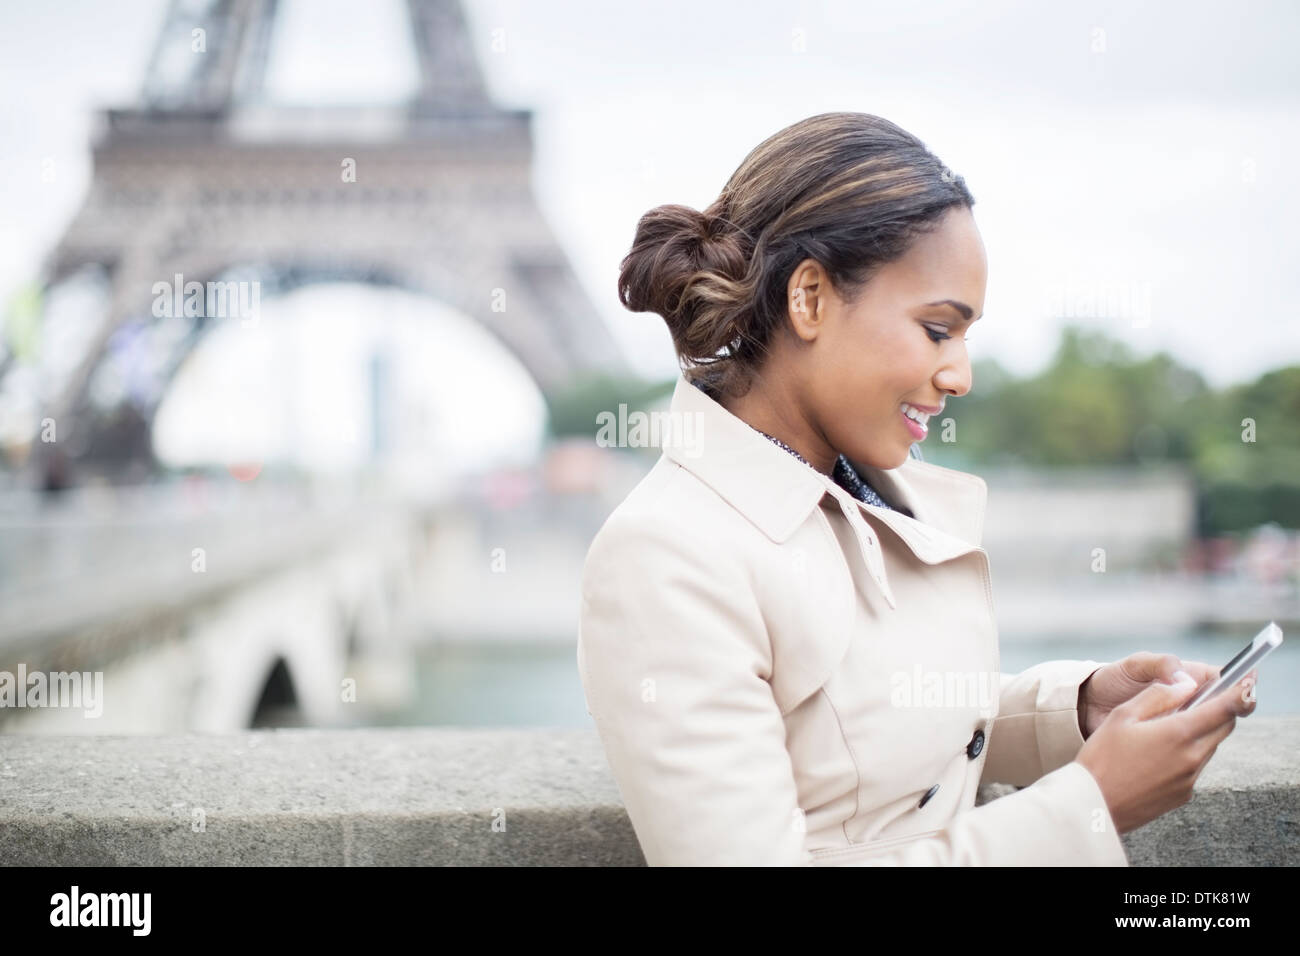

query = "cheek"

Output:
[[831, 360, 899, 422], [864, 332, 931, 393], [886, 334, 937, 386], [820, 322, 930, 411]]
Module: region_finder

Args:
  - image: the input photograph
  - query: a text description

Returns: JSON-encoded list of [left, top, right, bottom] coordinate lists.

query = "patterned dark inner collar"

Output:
[[690, 378, 912, 516]]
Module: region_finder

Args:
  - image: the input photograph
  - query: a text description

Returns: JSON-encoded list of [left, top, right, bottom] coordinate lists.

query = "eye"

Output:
[[924, 326, 951, 344]]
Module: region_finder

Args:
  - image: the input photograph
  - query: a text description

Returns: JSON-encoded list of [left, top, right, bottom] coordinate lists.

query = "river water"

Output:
[[366, 628, 1298, 728]]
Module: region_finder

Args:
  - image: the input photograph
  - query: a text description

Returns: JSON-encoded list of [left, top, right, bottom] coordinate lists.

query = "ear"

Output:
[[786, 258, 826, 343]]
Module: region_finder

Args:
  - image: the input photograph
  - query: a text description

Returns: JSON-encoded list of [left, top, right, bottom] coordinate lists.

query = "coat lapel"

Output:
[[661, 375, 828, 544], [849, 457, 989, 565], [661, 374, 990, 609]]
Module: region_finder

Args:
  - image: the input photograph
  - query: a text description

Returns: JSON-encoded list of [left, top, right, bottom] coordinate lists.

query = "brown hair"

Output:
[[617, 111, 976, 400]]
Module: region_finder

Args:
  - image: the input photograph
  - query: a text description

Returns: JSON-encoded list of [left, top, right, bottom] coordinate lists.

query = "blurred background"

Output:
[[1, 0, 1297, 734]]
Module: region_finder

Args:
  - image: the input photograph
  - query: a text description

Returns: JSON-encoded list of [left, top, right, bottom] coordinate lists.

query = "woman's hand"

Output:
[[1077, 652, 1228, 739], [1075, 671, 1257, 834]]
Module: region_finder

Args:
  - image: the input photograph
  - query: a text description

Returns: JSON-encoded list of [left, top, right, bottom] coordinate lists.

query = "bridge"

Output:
[[0, 0, 629, 736], [0, 477, 438, 733]]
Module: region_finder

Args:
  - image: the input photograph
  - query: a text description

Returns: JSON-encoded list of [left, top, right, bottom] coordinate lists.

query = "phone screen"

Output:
[[1177, 622, 1282, 712]]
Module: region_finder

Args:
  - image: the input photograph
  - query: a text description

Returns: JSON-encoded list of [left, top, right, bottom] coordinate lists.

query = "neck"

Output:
[[719, 380, 837, 477]]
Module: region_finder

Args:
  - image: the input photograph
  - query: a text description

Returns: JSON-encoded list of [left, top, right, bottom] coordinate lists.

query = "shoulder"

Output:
[[583, 454, 772, 576], [577, 458, 778, 678], [578, 454, 858, 715]]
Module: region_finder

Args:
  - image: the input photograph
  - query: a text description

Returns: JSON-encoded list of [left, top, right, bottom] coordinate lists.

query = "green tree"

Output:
[[544, 372, 676, 440]]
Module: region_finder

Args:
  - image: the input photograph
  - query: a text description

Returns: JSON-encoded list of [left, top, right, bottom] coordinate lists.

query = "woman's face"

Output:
[[791, 204, 987, 472]]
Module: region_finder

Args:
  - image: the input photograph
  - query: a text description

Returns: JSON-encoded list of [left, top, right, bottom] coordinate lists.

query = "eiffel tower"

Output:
[[27, 0, 627, 487]]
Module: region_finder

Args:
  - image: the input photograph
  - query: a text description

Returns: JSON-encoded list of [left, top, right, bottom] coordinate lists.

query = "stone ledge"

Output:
[[0, 718, 1294, 866]]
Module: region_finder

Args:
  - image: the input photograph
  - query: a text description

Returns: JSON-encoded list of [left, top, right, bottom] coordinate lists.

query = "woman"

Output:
[[576, 111, 1256, 866]]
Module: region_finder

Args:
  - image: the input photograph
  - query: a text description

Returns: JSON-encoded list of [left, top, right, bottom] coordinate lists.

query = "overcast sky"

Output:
[[2, 0, 1298, 394]]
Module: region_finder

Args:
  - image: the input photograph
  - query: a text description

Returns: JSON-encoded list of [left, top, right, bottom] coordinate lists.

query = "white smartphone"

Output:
[[1177, 621, 1283, 712]]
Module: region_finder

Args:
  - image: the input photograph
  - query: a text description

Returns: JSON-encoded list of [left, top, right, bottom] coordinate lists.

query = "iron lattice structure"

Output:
[[27, 0, 627, 486]]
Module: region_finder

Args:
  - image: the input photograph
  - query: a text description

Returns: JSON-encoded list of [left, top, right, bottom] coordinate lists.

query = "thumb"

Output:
[[1125, 673, 1200, 720]]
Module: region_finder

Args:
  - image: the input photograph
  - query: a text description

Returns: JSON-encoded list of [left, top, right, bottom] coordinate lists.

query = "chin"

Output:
[[847, 445, 911, 472], [885, 447, 913, 470]]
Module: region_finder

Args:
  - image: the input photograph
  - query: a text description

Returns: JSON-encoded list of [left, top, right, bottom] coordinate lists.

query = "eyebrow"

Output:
[[924, 299, 978, 321]]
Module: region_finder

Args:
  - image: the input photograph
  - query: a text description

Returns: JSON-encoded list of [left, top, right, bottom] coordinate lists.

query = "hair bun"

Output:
[[617, 203, 753, 383], [696, 208, 721, 241]]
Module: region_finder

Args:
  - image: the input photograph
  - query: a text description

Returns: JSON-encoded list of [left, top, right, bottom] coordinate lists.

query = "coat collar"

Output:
[[661, 375, 989, 603]]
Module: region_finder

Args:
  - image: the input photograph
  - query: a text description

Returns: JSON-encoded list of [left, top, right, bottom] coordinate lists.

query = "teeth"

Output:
[[901, 403, 931, 426]]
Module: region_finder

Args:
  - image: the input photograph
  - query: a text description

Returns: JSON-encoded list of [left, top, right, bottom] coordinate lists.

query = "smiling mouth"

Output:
[[900, 403, 930, 439]]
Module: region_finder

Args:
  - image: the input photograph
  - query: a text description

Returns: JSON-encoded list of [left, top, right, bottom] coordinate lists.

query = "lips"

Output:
[[902, 401, 943, 417], [900, 402, 934, 426], [900, 403, 930, 439]]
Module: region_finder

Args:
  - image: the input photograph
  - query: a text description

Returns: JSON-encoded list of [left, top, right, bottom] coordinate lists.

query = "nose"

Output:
[[934, 351, 972, 399]]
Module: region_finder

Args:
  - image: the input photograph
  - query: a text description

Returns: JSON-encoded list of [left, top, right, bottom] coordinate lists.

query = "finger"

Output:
[[1122, 652, 1182, 684], [1190, 723, 1227, 785], [1182, 683, 1246, 736], [1176, 659, 1220, 686], [1233, 676, 1258, 715], [1127, 674, 1200, 720], [1181, 703, 1240, 781], [1200, 713, 1237, 758], [1212, 675, 1258, 717]]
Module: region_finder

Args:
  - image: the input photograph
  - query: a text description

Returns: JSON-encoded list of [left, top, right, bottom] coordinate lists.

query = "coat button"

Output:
[[966, 728, 985, 759], [918, 784, 939, 808]]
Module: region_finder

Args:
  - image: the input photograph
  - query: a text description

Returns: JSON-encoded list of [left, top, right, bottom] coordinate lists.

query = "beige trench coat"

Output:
[[577, 374, 1129, 866]]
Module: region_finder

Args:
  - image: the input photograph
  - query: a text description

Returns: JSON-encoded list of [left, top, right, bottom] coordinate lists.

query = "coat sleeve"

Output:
[[978, 660, 1107, 788], [577, 511, 812, 866]]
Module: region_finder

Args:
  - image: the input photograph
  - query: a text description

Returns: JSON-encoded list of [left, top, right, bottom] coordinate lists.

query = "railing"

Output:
[[1, 717, 1295, 866]]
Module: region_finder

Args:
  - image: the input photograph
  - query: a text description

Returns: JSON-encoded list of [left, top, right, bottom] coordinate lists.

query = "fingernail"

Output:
[[1172, 669, 1195, 687]]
